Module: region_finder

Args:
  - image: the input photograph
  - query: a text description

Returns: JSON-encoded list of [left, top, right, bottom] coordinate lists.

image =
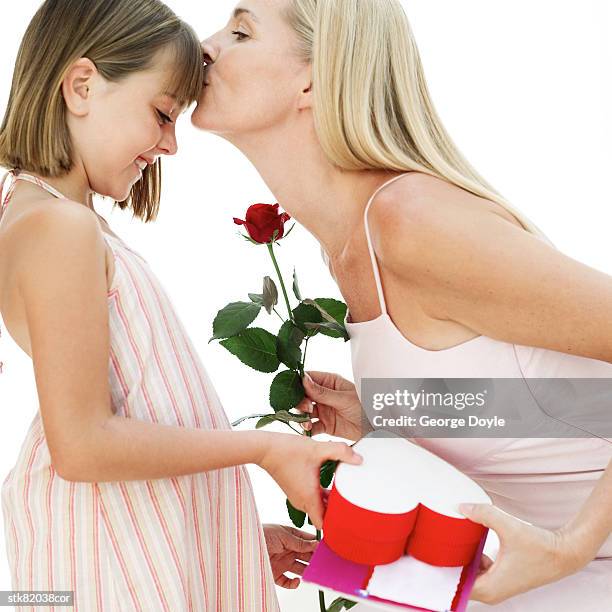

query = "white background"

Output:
[[0, 1, 611, 610]]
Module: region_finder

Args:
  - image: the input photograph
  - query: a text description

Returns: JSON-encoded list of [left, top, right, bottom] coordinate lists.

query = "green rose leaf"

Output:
[[262, 276, 279, 314], [234, 411, 309, 429], [240, 233, 261, 245], [273, 410, 310, 424], [255, 415, 277, 429], [233, 412, 275, 427], [312, 298, 347, 325], [270, 370, 305, 411], [304, 321, 349, 341], [286, 498, 306, 528], [276, 320, 305, 370], [320, 460, 338, 489], [302, 298, 338, 323], [292, 302, 323, 337], [248, 293, 264, 306], [220, 328, 280, 373], [303, 298, 349, 339], [210, 301, 262, 342], [292, 268, 303, 301], [283, 223, 296, 239], [327, 597, 358, 611]]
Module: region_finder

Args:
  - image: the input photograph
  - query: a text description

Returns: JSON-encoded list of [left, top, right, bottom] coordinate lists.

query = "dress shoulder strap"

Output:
[[363, 173, 413, 317], [1, 169, 68, 211], [0, 170, 17, 212]]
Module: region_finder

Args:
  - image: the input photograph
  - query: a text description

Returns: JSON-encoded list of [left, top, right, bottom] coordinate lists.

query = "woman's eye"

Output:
[[156, 110, 173, 125], [231, 30, 249, 41]]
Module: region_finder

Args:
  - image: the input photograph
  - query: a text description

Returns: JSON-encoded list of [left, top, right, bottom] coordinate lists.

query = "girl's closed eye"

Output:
[[156, 110, 173, 125], [231, 30, 249, 42]]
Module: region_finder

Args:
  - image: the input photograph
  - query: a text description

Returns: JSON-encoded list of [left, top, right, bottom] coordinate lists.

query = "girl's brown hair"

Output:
[[0, 0, 204, 222]]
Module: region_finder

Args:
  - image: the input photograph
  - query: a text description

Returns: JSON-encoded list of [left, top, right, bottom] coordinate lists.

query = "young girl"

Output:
[[0, 1, 361, 610]]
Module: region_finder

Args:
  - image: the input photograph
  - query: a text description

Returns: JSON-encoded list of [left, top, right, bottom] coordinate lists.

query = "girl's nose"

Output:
[[158, 125, 178, 157]]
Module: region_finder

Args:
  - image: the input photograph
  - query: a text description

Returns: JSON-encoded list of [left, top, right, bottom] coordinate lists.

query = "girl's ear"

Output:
[[62, 57, 97, 117], [297, 64, 313, 111]]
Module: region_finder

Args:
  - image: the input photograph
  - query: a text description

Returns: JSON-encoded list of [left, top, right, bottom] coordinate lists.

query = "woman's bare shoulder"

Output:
[[368, 171, 524, 245], [373, 172, 517, 221]]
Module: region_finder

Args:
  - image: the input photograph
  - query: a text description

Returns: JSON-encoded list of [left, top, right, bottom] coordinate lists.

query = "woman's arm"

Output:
[[371, 174, 612, 362], [563, 462, 612, 561], [368, 174, 612, 597], [15, 202, 360, 528]]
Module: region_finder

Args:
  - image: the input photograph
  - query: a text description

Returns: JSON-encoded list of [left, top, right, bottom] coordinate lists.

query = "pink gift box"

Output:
[[303, 529, 489, 612]]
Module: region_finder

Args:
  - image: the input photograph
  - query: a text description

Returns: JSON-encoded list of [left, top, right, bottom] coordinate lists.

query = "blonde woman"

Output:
[[192, 0, 612, 609], [0, 0, 365, 608]]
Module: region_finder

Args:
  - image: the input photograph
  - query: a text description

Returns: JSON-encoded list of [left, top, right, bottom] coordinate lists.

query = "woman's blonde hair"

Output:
[[0, 0, 204, 222], [285, 0, 554, 245]]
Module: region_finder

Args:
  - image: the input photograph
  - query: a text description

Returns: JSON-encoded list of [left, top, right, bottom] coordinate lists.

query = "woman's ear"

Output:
[[61, 57, 97, 117], [297, 64, 313, 111]]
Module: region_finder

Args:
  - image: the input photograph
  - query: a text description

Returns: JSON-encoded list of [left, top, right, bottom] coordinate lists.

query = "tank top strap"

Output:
[[363, 172, 413, 317]]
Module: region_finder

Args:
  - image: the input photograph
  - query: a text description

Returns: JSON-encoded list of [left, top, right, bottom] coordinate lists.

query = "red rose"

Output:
[[233, 203, 291, 244]]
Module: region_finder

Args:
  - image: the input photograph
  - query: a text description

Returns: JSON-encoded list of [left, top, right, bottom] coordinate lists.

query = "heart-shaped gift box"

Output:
[[323, 432, 492, 568], [303, 432, 492, 611]]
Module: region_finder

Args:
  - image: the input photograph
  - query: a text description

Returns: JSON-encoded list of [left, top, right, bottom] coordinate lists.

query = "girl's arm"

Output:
[[16, 202, 360, 529]]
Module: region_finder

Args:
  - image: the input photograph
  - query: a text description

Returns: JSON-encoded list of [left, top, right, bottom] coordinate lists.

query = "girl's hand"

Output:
[[262, 524, 318, 589], [459, 503, 593, 605], [258, 433, 362, 529], [297, 371, 367, 441]]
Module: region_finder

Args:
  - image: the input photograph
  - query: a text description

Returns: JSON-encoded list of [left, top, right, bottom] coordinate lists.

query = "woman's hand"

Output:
[[296, 371, 368, 441], [262, 524, 318, 589], [459, 503, 594, 605], [258, 433, 362, 530]]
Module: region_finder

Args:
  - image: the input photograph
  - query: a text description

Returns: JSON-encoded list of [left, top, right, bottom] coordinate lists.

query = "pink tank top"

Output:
[[342, 173, 612, 558]]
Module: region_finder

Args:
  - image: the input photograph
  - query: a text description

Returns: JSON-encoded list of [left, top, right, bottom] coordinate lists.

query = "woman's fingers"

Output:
[[288, 560, 308, 575], [299, 404, 319, 423], [302, 374, 337, 405], [300, 420, 313, 432], [478, 553, 495, 575], [300, 418, 327, 436], [296, 396, 314, 414], [302, 374, 356, 412], [287, 525, 318, 541], [294, 549, 315, 563], [276, 574, 300, 589], [304, 370, 354, 392], [311, 421, 328, 436]]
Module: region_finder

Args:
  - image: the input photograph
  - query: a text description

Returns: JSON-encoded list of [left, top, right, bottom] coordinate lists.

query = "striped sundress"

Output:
[[0, 170, 280, 611]]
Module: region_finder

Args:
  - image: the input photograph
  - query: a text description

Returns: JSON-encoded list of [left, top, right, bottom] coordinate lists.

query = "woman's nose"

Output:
[[201, 39, 218, 66]]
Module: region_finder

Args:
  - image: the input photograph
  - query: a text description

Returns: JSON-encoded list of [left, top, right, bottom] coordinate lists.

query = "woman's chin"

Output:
[[191, 102, 216, 131]]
